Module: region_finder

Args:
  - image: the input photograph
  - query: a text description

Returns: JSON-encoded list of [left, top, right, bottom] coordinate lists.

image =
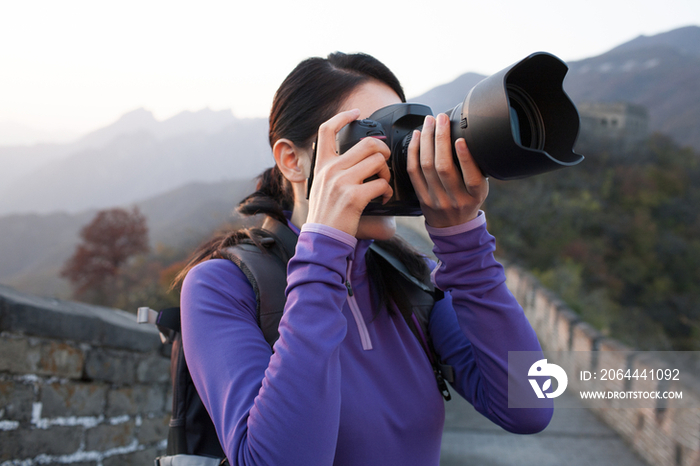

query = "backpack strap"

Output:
[[368, 243, 454, 400], [222, 243, 287, 347], [215, 216, 298, 346], [260, 216, 297, 261]]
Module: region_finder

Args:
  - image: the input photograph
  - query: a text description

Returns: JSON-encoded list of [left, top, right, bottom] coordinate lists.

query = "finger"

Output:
[[419, 115, 444, 192], [361, 177, 394, 205], [336, 136, 390, 170], [455, 138, 488, 197], [315, 108, 361, 167], [345, 151, 391, 185], [433, 113, 463, 189], [406, 129, 429, 197]]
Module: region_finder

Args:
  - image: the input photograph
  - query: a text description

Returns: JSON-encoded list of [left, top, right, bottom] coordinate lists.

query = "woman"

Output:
[[179, 52, 552, 466]]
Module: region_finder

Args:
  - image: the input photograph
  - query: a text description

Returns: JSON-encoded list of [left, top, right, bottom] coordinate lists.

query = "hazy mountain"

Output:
[[410, 26, 700, 150], [564, 27, 700, 150], [408, 72, 486, 114], [0, 143, 79, 189], [0, 178, 256, 297], [0, 109, 159, 190], [136, 177, 256, 248], [77, 107, 239, 149], [0, 109, 272, 215], [0, 210, 94, 297], [608, 26, 700, 59]]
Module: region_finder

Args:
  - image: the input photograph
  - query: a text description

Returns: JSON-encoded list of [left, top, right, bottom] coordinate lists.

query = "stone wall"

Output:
[[0, 284, 171, 466], [505, 265, 700, 466]]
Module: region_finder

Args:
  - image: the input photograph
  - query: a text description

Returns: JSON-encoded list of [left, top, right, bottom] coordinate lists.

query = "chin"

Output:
[[356, 216, 396, 240]]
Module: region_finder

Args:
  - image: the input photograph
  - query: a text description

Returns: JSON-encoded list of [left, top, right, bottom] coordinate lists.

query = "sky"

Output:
[[1, 0, 699, 145]]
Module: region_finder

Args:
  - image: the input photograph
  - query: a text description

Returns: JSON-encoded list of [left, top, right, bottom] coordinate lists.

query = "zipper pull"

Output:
[[345, 280, 354, 296]]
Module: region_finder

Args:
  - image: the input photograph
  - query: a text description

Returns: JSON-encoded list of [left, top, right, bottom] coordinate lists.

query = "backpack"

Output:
[[138, 216, 454, 466]]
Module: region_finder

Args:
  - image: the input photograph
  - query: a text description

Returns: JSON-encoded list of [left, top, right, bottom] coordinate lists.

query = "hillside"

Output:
[[608, 25, 700, 58], [483, 134, 700, 350], [564, 27, 700, 150], [0, 178, 255, 297]]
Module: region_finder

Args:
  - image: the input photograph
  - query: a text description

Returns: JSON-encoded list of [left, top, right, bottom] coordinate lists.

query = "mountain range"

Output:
[[0, 25, 698, 297], [564, 26, 700, 150], [411, 26, 700, 152], [0, 108, 271, 215], [2, 26, 698, 218]]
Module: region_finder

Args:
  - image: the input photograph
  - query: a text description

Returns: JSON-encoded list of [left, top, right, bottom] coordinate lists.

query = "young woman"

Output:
[[179, 52, 552, 466]]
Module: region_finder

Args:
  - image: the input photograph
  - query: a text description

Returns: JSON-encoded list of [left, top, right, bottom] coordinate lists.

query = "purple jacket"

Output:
[[181, 213, 552, 466]]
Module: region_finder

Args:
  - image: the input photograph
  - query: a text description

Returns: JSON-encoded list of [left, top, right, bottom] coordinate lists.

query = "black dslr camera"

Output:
[[307, 52, 584, 216]]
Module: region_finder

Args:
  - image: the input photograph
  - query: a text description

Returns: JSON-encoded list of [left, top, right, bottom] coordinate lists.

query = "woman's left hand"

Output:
[[406, 113, 489, 228]]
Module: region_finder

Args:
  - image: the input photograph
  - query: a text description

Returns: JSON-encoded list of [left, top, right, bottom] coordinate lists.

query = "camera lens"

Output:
[[507, 84, 545, 151]]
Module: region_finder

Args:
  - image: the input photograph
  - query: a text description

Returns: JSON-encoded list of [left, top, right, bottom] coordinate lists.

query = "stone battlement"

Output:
[[0, 284, 171, 465], [506, 266, 700, 466]]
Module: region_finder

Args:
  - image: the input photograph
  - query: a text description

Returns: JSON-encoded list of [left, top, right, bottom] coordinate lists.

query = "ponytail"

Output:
[[237, 165, 294, 224], [170, 166, 293, 290]]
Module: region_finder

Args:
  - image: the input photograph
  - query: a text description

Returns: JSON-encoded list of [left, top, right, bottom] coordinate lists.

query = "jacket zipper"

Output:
[[346, 261, 373, 350]]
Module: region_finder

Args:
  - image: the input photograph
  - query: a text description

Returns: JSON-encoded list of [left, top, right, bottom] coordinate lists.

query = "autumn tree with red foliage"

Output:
[[61, 207, 149, 305]]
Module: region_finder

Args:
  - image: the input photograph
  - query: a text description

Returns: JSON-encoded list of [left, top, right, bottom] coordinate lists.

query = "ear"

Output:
[[272, 138, 310, 184]]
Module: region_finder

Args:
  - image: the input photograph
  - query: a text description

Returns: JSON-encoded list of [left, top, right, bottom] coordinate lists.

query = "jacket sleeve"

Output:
[[426, 212, 554, 433], [180, 229, 354, 466]]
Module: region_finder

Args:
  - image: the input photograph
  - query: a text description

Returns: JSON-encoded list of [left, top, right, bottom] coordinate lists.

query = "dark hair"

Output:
[[174, 52, 429, 313], [239, 52, 405, 222]]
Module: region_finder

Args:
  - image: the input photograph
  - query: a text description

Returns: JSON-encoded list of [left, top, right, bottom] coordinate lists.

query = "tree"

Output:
[[482, 134, 700, 350], [61, 207, 149, 305]]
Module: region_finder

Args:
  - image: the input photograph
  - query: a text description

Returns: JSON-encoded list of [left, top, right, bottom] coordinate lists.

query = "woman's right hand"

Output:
[[306, 109, 393, 237]]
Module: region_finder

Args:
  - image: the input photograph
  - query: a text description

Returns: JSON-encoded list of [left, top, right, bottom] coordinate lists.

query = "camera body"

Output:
[[308, 52, 584, 216], [335, 104, 432, 215]]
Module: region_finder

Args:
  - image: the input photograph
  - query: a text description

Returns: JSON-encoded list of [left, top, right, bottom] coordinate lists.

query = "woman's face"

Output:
[[336, 80, 403, 240]]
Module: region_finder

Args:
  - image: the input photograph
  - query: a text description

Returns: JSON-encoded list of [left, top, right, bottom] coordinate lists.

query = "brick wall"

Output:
[[505, 265, 700, 466], [0, 284, 171, 466]]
